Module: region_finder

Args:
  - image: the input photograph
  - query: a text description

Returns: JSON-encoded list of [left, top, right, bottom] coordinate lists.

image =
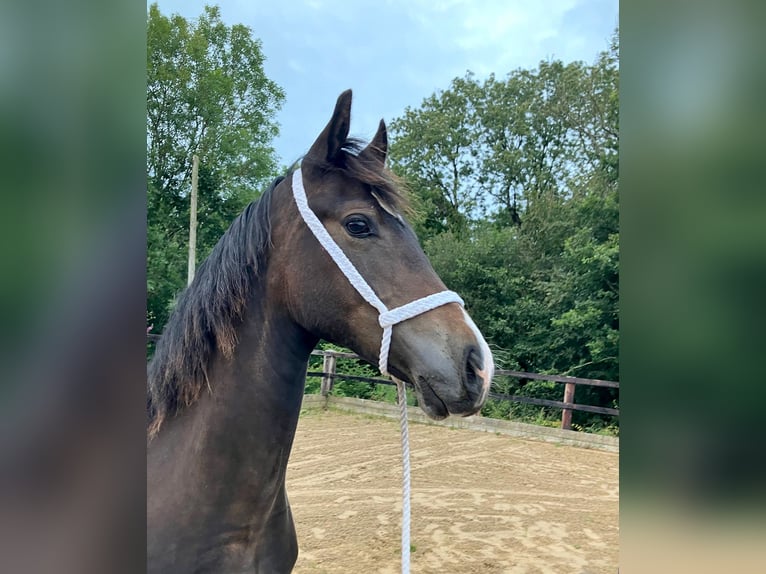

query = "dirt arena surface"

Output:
[[286, 409, 618, 574]]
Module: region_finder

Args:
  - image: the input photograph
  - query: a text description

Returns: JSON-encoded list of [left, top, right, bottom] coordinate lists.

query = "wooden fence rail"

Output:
[[308, 350, 619, 430], [146, 337, 618, 431]]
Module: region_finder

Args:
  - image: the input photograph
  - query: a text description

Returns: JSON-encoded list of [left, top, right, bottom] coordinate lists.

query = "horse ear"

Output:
[[307, 89, 352, 164], [360, 119, 388, 166]]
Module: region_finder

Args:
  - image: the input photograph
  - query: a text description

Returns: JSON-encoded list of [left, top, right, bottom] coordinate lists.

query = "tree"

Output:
[[146, 4, 285, 329], [389, 29, 620, 430], [389, 58, 602, 237], [388, 74, 485, 238], [478, 61, 586, 223]]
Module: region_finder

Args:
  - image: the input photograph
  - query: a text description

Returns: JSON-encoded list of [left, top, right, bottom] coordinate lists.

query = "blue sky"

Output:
[[152, 0, 618, 167]]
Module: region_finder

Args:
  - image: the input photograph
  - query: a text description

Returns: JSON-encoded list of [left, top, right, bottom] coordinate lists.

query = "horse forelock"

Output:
[[302, 137, 411, 218]]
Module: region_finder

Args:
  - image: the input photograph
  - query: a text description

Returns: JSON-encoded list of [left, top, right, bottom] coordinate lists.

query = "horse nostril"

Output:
[[465, 348, 483, 396]]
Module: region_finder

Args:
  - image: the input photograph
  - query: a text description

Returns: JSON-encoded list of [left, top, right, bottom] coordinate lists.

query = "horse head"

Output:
[[270, 90, 494, 419]]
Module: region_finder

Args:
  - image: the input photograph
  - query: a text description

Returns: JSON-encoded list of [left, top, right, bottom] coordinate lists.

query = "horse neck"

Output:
[[204, 279, 317, 460], [147, 279, 316, 571], [160, 277, 318, 498]]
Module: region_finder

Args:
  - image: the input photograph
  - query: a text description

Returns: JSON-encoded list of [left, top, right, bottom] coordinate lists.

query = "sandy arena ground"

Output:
[[286, 409, 618, 574]]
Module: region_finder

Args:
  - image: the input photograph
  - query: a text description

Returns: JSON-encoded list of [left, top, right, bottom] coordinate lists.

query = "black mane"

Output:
[[147, 176, 283, 436]]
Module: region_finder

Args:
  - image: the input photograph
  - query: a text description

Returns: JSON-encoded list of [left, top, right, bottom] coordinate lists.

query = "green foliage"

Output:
[[328, 351, 379, 400], [303, 370, 321, 395], [389, 75, 485, 237], [308, 342, 417, 407], [480, 398, 511, 420], [388, 29, 620, 431], [146, 4, 285, 329]]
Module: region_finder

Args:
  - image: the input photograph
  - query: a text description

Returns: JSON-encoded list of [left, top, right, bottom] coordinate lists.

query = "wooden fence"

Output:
[[306, 351, 620, 430], [147, 335, 619, 431], [308, 350, 619, 431]]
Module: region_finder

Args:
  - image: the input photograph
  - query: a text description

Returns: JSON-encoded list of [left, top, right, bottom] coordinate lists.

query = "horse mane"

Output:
[[147, 176, 282, 438], [147, 139, 409, 438]]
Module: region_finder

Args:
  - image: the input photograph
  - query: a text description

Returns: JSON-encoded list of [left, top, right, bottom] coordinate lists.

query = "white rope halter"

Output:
[[292, 168, 471, 573]]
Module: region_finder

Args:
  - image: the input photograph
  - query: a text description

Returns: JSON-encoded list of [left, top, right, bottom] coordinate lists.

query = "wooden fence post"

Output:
[[561, 382, 575, 430], [187, 154, 199, 286], [320, 353, 336, 397]]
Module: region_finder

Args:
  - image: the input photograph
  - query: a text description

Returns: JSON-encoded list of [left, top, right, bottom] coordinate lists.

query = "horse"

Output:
[[147, 90, 494, 573]]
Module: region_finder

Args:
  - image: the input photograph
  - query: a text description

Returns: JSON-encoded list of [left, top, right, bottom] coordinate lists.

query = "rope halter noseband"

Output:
[[291, 168, 466, 376]]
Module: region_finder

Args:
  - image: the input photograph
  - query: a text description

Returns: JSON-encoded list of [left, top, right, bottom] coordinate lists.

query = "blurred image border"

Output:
[[1, 1, 765, 572], [621, 0, 766, 571]]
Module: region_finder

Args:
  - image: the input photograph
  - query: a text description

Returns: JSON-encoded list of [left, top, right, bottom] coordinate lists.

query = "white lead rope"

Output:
[[292, 168, 467, 573], [394, 377, 411, 572]]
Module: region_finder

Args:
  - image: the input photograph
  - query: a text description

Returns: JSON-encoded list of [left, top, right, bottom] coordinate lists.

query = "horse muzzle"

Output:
[[389, 313, 494, 421]]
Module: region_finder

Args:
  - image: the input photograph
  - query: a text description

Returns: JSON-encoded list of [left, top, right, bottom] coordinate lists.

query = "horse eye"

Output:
[[344, 216, 372, 237]]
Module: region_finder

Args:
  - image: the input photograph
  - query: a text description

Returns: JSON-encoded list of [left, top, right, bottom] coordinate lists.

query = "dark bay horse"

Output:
[[147, 90, 494, 573]]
